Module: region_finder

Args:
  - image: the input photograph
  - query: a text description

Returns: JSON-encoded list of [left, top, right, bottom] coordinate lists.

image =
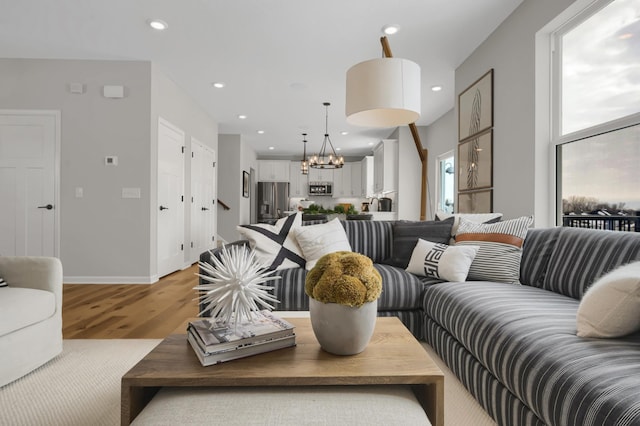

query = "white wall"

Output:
[[150, 65, 218, 276], [454, 0, 577, 223], [389, 127, 422, 220]]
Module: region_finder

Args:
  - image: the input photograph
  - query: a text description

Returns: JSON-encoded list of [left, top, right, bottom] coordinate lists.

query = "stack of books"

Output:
[[187, 310, 296, 366]]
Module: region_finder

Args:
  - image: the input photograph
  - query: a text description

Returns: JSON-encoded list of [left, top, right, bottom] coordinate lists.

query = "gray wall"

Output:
[[0, 58, 152, 280], [0, 58, 218, 282], [453, 0, 576, 223], [423, 108, 456, 216], [218, 134, 256, 243]]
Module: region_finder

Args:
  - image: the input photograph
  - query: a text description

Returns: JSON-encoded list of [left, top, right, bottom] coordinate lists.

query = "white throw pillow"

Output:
[[237, 213, 305, 270], [0, 276, 7, 288], [576, 261, 640, 338], [406, 238, 479, 282], [293, 218, 352, 271]]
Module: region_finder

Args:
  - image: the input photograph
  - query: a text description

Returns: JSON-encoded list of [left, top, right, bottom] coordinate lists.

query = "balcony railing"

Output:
[[562, 215, 640, 232]]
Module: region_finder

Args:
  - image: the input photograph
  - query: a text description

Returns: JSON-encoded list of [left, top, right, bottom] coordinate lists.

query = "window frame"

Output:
[[550, 0, 640, 224]]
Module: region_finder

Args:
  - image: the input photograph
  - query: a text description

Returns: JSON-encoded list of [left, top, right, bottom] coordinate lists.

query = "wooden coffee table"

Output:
[[121, 316, 444, 426]]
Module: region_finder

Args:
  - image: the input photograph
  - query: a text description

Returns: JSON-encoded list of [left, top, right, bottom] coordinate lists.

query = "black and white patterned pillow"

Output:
[[455, 216, 534, 284], [0, 277, 7, 288], [237, 213, 306, 271]]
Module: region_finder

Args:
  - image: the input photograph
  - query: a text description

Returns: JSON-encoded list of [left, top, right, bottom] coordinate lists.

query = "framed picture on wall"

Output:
[[457, 189, 493, 214], [242, 171, 249, 198], [457, 129, 493, 192], [458, 69, 493, 141]]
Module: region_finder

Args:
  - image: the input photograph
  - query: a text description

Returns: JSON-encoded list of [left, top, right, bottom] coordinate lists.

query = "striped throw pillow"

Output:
[[455, 216, 534, 283], [0, 277, 7, 288]]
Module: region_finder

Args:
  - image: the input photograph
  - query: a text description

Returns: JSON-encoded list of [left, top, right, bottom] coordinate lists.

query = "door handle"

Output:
[[201, 207, 209, 211], [159, 205, 169, 211], [38, 204, 54, 210]]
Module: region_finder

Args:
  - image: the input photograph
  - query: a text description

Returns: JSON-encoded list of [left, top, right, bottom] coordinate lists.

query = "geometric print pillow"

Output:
[[405, 238, 479, 282], [455, 216, 534, 283], [237, 212, 306, 271], [0, 276, 7, 288]]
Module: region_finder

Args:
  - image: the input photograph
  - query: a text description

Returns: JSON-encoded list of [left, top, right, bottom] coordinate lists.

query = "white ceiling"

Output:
[[0, 0, 524, 158]]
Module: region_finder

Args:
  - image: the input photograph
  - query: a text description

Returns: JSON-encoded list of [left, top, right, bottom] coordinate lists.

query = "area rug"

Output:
[[0, 339, 495, 426]]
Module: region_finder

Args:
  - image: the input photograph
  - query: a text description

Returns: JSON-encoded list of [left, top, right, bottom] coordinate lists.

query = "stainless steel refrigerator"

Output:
[[257, 182, 289, 224]]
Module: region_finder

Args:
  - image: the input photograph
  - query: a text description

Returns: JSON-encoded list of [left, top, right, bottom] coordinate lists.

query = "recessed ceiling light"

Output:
[[382, 25, 400, 35], [212, 82, 225, 89], [147, 19, 168, 31], [431, 85, 443, 92], [368, 142, 374, 146], [618, 33, 633, 40], [238, 115, 247, 119], [268, 146, 275, 150], [336, 147, 342, 151], [257, 130, 265, 134], [341, 131, 349, 136]]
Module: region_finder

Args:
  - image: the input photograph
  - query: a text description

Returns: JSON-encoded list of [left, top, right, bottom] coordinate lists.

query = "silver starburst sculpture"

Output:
[[194, 244, 281, 325]]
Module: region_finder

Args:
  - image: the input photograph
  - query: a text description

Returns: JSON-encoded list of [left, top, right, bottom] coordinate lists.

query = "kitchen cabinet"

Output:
[[258, 160, 290, 182], [332, 164, 352, 198], [350, 161, 362, 197], [360, 156, 374, 198], [373, 140, 398, 193], [289, 162, 308, 197], [307, 167, 333, 183]]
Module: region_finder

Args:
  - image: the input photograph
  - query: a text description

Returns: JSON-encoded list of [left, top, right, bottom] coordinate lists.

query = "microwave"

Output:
[[309, 182, 333, 196]]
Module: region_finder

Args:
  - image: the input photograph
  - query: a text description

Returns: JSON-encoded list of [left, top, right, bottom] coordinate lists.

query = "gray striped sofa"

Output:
[[200, 220, 434, 337], [424, 227, 640, 426], [200, 222, 640, 426]]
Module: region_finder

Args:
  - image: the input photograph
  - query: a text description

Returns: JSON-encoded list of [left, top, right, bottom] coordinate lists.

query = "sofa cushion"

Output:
[[519, 227, 562, 288], [423, 282, 640, 426], [388, 218, 454, 268], [0, 287, 56, 336], [341, 220, 393, 264], [455, 216, 533, 283], [577, 261, 640, 338], [237, 213, 305, 270], [542, 227, 640, 299], [373, 264, 425, 310], [406, 239, 478, 282], [269, 267, 310, 311], [294, 218, 352, 270]]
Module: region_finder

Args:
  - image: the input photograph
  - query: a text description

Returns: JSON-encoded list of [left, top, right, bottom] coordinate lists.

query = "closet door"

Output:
[[190, 138, 216, 263]]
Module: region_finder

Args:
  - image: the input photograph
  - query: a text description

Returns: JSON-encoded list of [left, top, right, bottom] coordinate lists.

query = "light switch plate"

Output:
[[122, 187, 141, 199], [105, 156, 118, 166]]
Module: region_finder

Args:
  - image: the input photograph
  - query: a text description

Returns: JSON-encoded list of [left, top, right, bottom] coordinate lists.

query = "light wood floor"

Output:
[[62, 264, 199, 339]]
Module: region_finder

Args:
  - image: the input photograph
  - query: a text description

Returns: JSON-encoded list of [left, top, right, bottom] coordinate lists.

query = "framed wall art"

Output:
[[457, 129, 493, 192], [458, 69, 493, 141], [242, 171, 249, 198], [457, 189, 493, 214]]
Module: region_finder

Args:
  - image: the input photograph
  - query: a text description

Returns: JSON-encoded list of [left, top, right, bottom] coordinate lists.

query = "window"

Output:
[[553, 0, 640, 231], [436, 152, 455, 214]]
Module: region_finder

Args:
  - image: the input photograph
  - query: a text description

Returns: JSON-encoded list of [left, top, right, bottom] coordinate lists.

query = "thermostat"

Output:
[[105, 156, 118, 166]]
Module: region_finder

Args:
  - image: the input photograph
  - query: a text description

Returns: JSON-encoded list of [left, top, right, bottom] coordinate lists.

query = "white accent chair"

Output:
[[0, 257, 63, 387]]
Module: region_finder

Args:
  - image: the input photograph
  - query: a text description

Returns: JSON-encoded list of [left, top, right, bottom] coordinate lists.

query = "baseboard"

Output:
[[63, 275, 158, 284]]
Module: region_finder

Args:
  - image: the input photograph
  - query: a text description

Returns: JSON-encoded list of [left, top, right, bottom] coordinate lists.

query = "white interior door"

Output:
[[157, 118, 185, 278], [190, 138, 216, 263], [0, 111, 58, 257]]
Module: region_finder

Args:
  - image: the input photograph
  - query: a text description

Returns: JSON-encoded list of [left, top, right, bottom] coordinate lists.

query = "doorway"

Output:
[[436, 151, 455, 214], [0, 110, 60, 257]]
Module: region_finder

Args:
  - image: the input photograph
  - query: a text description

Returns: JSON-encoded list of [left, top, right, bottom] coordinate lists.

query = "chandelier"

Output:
[[300, 133, 309, 175], [309, 102, 344, 169]]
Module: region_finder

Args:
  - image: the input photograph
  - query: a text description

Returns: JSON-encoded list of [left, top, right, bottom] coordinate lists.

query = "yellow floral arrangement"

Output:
[[305, 251, 382, 308]]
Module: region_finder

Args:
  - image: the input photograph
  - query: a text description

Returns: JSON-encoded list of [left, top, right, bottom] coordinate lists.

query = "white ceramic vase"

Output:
[[308, 297, 377, 355]]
